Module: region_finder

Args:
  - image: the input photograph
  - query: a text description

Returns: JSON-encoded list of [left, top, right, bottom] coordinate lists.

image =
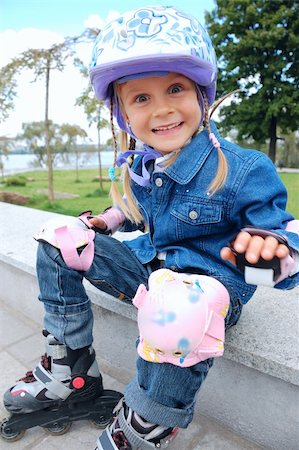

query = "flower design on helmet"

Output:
[[127, 9, 167, 37], [89, 6, 218, 107]]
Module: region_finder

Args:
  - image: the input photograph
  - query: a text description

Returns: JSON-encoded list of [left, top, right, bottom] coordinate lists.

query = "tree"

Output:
[[60, 123, 88, 182], [19, 121, 63, 168], [16, 43, 76, 201], [18, 121, 88, 178], [0, 30, 95, 201], [0, 136, 14, 178], [0, 64, 18, 123], [277, 131, 299, 168], [205, 0, 299, 162], [76, 76, 109, 190]]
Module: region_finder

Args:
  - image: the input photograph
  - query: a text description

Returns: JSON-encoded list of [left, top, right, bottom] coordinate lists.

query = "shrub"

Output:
[[5, 175, 27, 186]]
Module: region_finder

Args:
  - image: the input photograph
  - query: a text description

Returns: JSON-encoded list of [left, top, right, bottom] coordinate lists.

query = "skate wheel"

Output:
[[90, 416, 111, 429], [44, 422, 72, 435], [0, 418, 25, 442]]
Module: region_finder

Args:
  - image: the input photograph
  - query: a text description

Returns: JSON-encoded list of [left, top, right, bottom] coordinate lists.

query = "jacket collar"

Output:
[[164, 121, 220, 184]]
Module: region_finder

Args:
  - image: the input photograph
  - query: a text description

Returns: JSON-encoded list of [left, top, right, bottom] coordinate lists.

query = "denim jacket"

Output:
[[120, 122, 299, 304]]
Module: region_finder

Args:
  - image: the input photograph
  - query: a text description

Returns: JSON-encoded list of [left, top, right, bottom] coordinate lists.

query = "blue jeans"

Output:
[[36, 233, 242, 428]]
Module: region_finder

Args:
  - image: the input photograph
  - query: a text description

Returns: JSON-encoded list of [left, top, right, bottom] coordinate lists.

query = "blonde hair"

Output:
[[109, 88, 229, 225]]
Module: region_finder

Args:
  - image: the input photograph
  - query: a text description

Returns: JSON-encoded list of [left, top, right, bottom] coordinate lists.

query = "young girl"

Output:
[[4, 6, 299, 450]]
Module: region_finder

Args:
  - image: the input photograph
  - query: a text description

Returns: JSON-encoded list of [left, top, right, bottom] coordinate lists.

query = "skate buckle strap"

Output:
[[33, 362, 72, 400], [54, 225, 95, 272], [46, 341, 67, 360], [117, 407, 161, 450]]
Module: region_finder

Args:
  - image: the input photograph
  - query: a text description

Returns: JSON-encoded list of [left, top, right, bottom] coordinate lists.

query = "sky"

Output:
[[0, 0, 216, 144]]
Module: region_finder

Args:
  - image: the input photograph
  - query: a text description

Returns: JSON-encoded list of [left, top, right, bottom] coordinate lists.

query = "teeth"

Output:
[[154, 123, 180, 131]]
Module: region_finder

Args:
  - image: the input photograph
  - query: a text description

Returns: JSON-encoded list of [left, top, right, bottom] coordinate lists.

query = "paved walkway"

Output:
[[0, 298, 264, 450]]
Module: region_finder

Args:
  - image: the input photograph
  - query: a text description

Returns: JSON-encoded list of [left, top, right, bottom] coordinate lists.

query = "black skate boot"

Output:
[[96, 399, 179, 450], [1, 331, 123, 442], [4, 330, 103, 414]]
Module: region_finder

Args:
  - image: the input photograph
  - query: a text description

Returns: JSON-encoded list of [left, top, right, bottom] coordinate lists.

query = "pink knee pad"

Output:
[[133, 269, 230, 367]]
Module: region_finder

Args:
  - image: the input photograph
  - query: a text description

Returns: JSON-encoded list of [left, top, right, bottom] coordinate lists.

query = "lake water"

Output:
[[1, 152, 115, 176]]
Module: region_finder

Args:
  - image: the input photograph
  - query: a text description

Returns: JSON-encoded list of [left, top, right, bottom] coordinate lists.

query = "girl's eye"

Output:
[[169, 84, 183, 94], [135, 94, 149, 103]]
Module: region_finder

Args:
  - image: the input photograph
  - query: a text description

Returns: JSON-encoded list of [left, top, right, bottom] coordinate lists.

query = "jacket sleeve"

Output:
[[229, 152, 299, 290]]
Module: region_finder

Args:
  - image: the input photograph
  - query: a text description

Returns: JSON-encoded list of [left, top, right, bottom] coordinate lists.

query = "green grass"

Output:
[[0, 169, 298, 218], [0, 169, 113, 216], [279, 173, 299, 218]]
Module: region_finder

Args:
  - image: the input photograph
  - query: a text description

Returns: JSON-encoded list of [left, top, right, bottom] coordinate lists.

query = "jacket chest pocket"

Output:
[[170, 200, 223, 240]]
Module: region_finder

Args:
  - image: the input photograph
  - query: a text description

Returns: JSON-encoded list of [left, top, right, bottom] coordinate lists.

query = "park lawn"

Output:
[[1, 169, 298, 218], [279, 173, 299, 218], [1, 169, 114, 216]]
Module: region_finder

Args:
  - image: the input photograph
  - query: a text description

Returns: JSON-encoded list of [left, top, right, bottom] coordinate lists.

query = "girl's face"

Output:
[[118, 73, 201, 154]]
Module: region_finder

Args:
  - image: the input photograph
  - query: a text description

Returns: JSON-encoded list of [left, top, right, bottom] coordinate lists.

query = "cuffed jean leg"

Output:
[[125, 294, 243, 428], [36, 234, 149, 349], [125, 358, 213, 428]]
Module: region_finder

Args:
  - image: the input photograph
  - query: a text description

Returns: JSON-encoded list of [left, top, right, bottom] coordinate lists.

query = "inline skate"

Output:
[[1, 330, 122, 442]]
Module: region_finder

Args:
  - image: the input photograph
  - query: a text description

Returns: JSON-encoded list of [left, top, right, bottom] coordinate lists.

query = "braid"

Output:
[[110, 97, 118, 167], [202, 89, 211, 134], [108, 97, 143, 224], [201, 89, 228, 195]]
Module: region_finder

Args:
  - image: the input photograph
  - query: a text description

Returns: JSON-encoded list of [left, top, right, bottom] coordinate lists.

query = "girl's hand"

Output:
[[88, 216, 107, 231], [221, 230, 290, 266]]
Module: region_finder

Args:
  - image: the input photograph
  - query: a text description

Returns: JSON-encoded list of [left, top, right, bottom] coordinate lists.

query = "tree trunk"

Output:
[[45, 57, 54, 202], [268, 115, 277, 163]]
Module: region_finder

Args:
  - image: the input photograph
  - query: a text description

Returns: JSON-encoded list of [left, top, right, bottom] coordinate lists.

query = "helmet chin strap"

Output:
[[116, 145, 161, 187]]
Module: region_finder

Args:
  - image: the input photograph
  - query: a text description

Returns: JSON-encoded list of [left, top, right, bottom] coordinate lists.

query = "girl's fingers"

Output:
[[242, 235, 265, 264], [220, 247, 236, 265], [222, 232, 289, 266], [232, 231, 252, 254], [275, 243, 290, 258], [89, 217, 107, 230], [259, 236, 279, 260]]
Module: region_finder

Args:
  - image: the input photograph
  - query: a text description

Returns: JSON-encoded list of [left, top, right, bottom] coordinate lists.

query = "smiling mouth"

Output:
[[152, 122, 183, 133]]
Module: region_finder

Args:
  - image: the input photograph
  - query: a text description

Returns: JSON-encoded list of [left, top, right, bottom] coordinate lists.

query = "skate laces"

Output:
[[110, 403, 177, 448], [19, 354, 50, 383], [112, 420, 132, 450], [110, 406, 131, 449]]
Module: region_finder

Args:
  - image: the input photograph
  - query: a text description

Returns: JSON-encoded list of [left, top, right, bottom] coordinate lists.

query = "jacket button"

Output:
[[189, 210, 198, 220], [155, 178, 163, 187]]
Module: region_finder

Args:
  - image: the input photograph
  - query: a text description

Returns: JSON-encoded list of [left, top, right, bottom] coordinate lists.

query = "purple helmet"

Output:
[[89, 6, 217, 132]]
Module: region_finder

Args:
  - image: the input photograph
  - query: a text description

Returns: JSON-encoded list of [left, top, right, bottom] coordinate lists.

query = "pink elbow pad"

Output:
[[98, 208, 125, 234], [133, 269, 230, 367]]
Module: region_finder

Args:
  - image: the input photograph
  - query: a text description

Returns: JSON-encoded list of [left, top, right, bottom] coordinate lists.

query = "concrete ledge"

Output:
[[1, 202, 298, 449]]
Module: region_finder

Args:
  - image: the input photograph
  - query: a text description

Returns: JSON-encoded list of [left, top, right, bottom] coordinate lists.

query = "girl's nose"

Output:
[[152, 98, 174, 117]]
